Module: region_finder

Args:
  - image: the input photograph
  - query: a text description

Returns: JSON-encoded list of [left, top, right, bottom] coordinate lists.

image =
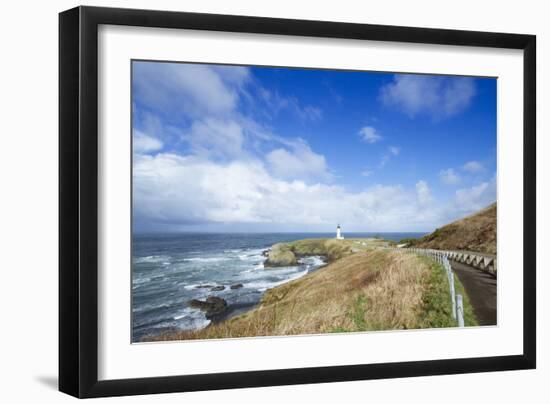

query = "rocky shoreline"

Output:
[[182, 241, 333, 334]]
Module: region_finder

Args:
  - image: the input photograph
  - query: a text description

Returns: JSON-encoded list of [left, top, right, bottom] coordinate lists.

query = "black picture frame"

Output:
[[59, 5, 536, 398]]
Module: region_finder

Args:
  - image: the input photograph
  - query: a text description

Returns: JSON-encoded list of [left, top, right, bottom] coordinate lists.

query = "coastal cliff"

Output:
[[263, 243, 298, 267], [264, 238, 357, 267], [146, 241, 476, 341], [409, 203, 496, 255]]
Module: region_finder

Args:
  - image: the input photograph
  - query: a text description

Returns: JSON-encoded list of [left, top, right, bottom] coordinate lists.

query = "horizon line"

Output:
[[132, 230, 429, 235]]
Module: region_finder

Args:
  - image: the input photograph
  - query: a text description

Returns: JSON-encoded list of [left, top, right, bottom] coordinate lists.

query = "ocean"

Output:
[[132, 232, 425, 341]]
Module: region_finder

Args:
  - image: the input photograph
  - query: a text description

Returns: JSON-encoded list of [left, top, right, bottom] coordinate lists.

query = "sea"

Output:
[[132, 232, 426, 341]]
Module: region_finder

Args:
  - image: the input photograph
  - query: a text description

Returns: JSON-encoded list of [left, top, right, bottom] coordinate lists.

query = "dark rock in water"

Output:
[[230, 283, 243, 289], [210, 285, 225, 291], [188, 296, 227, 319], [194, 284, 213, 289], [261, 249, 270, 257]]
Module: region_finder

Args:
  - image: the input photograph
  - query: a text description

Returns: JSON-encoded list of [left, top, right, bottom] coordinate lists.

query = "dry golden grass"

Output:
[[413, 202, 496, 255], [147, 249, 448, 342], [287, 237, 392, 260]]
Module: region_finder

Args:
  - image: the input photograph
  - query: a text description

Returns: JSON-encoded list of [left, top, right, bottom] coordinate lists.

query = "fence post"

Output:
[[445, 258, 457, 320], [403, 246, 462, 326], [456, 294, 465, 327]]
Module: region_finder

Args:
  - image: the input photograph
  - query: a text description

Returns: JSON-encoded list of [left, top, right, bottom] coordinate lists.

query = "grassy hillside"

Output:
[[410, 203, 496, 255], [146, 248, 476, 341]]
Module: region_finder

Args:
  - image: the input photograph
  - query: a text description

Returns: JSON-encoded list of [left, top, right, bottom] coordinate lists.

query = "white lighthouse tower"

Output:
[[336, 224, 344, 240]]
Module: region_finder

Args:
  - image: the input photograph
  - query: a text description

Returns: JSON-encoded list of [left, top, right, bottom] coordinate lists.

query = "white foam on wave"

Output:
[[132, 277, 151, 285], [246, 268, 309, 291], [132, 301, 171, 314], [181, 283, 222, 290], [301, 255, 326, 269], [185, 257, 229, 263], [173, 307, 211, 330], [134, 255, 171, 264], [242, 262, 265, 273]]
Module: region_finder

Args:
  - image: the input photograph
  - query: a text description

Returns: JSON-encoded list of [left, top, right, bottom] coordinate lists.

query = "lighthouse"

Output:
[[336, 224, 344, 240]]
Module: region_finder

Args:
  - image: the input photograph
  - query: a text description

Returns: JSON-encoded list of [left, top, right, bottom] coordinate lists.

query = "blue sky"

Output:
[[132, 60, 496, 233]]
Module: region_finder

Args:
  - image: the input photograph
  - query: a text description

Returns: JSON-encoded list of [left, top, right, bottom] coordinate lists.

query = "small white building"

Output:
[[336, 224, 344, 240]]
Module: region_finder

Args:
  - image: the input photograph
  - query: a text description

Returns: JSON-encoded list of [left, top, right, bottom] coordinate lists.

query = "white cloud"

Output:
[[416, 180, 433, 206], [133, 149, 496, 232], [462, 160, 485, 173], [257, 89, 322, 122], [132, 63, 494, 232], [133, 130, 163, 154], [361, 169, 374, 177], [300, 105, 323, 121], [184, 118, 245, 159], [451, 176, 496, 216], [380, 146, 401, 167], [388, 146, 400, 156], [133, 152, 449, 231], [134, 61, 325, 164], [380, 74, 476, 119], [439, 168, 461, 185], [359, 126, 382, 143], [133, 62, 249, 119], [266, 141, 329, 181]]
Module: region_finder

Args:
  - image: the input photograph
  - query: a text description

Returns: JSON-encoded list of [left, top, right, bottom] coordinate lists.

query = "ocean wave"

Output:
[[173, 307, 211, 330], [223, 248, 244, 253], [246, 268, 309, 291], [181, 283, 222, 290], [132, 276, 151, 285], [132, 301, 172, 314], [134, 255, 170, 264], [185, 257, 229, 263], [301, 255, 326, 269]]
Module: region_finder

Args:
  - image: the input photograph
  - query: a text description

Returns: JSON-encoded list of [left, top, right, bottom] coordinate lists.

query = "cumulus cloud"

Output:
[[134, 61, 325, 162], [451, 176, 496, 216], [266, 141, 329, 181], [380, 74, 476, 119], [462, 160, 485, 173], [439, 168, 461, 185], [133, 62, 249, 119], [133, 152, 448, 231], [416, 180, 433, 206], [184, 118, 245, 159], [132, 62, 494, 232], [133, 130, 163, 153], [359, 126, 383, 143], [133, 148, 495, 232]]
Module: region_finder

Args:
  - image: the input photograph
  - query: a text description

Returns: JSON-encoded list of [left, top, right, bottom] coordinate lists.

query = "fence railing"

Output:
[[444, 251, 497, 277], [383, 247, 465, 327], [409, 248, 463, 327]]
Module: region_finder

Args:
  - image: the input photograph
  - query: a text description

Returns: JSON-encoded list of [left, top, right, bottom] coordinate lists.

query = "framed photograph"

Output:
[[59, 6, 536, 398]]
